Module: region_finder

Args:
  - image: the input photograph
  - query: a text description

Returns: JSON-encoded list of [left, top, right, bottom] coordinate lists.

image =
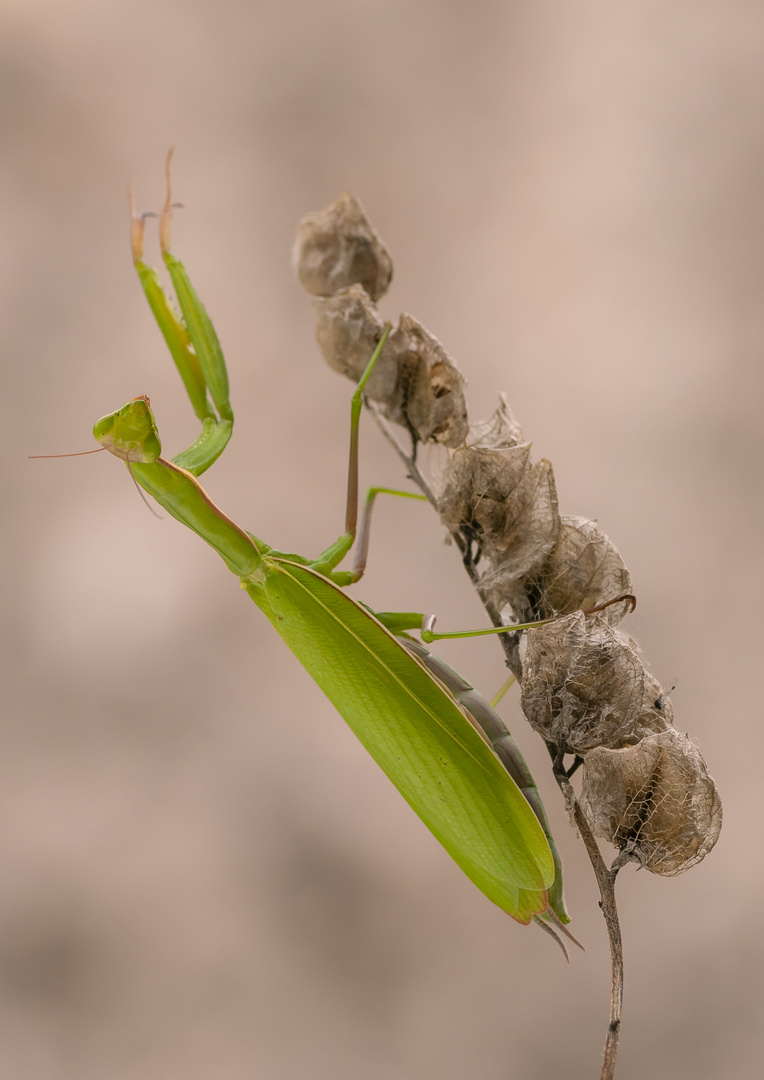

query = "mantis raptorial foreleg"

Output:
[[128, 150, 232, 476]]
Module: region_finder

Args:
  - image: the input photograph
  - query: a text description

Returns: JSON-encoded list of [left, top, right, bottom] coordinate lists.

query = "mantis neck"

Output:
[[130, 458, 262, 577]]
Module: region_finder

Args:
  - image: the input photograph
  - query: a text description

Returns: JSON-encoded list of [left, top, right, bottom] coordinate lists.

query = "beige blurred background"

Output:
[[3, 1, 762, 1077]]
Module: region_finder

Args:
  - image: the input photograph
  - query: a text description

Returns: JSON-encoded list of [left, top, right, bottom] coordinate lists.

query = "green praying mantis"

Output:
[[88, 160, 583, 945]]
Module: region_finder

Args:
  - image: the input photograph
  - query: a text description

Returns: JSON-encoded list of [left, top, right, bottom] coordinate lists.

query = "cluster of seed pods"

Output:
[[293, 194, 721, 877]]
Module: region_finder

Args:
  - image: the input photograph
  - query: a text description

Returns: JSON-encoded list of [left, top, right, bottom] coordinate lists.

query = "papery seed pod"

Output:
[[293, 192, 393, 301], [438, 442, 561, 613], [579, 728, 722, 875], [387, 314, 469, 447], [520, 613, 670, 755], [508, 516, 633, 626], [439, 445, 560, 584], [313, 285, 399, 405], [314, 292, 469, 447], [439, 443, 532, 542], [466, 395, 524, 450], [477, 459, 561, 611], [427, 400, 523, 519], [639, 668, 675, 727]]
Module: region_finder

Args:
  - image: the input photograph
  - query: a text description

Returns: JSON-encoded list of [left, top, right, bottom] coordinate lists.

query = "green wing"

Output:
[[246, 557, 554, 923]]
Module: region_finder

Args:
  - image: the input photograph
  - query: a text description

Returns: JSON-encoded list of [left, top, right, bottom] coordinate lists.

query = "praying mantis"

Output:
[[91, 160, 576, 942]]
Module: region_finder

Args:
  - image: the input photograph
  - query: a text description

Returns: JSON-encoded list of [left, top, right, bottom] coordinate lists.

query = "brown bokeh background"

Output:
[[3, 2, 763, 1077]]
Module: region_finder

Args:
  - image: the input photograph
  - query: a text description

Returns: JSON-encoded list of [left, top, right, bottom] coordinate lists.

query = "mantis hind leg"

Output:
[[314, 485, 428, 585], [346, 486, 428, 583]]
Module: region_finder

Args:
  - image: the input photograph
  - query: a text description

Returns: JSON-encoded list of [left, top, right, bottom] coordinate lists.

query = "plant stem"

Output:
[[370, 404, 625, 1079], [550, 756, 623, 1080]]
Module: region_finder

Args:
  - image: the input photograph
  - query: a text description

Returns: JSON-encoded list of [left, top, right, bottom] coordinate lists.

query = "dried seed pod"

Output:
[[509, 516, 633, 626], [466, 395, 524, 450], [640, 668, 674, 727], [520, 613, 670, 754], [313, 285, 399, 405], [293, 192, 393, 301], [477, 459, 561, 611], [387, 314, 469, 447], [580, 728, 722, 875], [314, 293, 468, 447], [440, 443, 531, 541], [439, 444, 560, 584]]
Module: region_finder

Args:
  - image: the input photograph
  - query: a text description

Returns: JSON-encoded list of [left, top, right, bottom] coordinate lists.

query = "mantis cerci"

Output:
[[90, 160, 578, 947]]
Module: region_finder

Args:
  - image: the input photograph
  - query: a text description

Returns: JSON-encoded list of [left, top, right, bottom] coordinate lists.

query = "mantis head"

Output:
[[93, 395, 162, 464]]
